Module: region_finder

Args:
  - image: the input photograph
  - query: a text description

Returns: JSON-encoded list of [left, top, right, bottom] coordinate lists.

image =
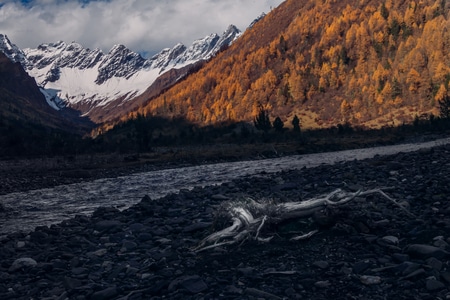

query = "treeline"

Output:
[[2, 107, 450, 158], [90, 114, 340, 154], [0, 118, 88, 157], [95, 114, 305, 153], [2, 94, 449, 158], [99, 105, 450, 153]]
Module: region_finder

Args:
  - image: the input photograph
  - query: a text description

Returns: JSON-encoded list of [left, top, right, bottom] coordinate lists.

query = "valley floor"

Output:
[[0, 137, 449, 299]]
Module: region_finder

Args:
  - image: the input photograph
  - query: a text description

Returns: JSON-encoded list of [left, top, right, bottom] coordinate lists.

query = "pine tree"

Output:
[[273, 116, 284, 132], [254, 105, 272, 132], [292, 115, 301, 132]]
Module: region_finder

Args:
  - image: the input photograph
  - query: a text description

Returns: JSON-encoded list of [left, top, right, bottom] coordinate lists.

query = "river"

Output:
[[1, 137, 449, 235]]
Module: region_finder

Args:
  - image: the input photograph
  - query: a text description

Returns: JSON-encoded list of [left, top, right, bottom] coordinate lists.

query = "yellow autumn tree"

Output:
[[434, 84, 448, 102], [406, 68, 422, 93]]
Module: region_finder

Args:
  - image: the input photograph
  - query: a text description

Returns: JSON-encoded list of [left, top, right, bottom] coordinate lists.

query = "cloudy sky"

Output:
[[0, 0, 284, 57]]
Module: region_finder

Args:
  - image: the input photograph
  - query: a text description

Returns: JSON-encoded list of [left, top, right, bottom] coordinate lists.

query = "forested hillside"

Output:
[[105, 0, 450, 132]]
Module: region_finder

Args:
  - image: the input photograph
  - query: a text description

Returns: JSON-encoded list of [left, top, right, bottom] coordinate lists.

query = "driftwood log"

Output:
[[195, 188, 413, 252]]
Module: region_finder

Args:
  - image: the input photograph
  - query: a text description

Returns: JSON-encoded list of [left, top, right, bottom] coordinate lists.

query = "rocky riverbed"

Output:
[[1, 144, 450, 299]]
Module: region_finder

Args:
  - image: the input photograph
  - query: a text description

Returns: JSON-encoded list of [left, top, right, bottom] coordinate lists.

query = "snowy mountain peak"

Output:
[[217, 24, 241, 50], [25, 41, 102, 71], [224, 24, 241, 36], [96, 44, 149, 84], [0, 34, 27, 65], [2, 24, 242, 122]]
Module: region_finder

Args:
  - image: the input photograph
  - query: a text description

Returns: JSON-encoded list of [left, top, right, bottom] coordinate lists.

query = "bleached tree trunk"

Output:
[[194, 188, 413, 252]]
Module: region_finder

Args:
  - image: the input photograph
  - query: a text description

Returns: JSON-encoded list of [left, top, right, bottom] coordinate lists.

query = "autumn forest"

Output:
[[106, 0, 450, 133]]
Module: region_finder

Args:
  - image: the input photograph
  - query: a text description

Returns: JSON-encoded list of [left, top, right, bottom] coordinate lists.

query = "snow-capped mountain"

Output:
[[0, 34, 27, 65], [0, 25, 241, 122], [149, 25, 240, 71]]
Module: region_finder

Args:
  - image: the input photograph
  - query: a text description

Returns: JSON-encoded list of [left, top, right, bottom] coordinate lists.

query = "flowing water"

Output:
[[1, 137, 449, 235]]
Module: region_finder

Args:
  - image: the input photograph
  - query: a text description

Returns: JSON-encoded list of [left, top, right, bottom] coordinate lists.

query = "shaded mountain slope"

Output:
[[0, 52, 94, 156]]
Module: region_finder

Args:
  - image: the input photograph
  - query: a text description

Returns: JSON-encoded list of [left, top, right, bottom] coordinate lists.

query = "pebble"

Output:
[[380, 235, 399, 245], [9, 258, 35, 272], [360, 275, 382, 285], [91, 286, 118, 300], [179, 275, 208, 294], [312, 261, 330, 269]]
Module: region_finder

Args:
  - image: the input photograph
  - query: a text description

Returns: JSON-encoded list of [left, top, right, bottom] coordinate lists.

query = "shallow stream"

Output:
[[1, 137, 449, 235]]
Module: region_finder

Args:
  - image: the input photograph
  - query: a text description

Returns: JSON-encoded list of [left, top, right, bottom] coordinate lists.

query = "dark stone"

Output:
[[211, 194, 229, 200], [29, 231, 49, 243], [392, 253, 409, 262], [396, 262, 421, 277], [312, 261, 329, 270], [182, 222, 212, 233], [137, 233, 153, 242], [405, 244, 450, 259], [237, 267, 256, 277], [71, 267, 89, 276], [426, 257, 443, 271], [169, 275, 208, 294], [402, 268, 426, 280], [91, 286, 118, 300], [426, 279, 445, 291], [441, 272, 450, 284], [50, 258, 67, 269], [63, 276, 82, 290], [121, 241, 137, 251], [94, 220, 123, 231], [352, 260, 372, 274], [9, 258, 37, 272], [128, 223, 146, 232], [179, 275, 208, 294], [226, 285, 243, 295]]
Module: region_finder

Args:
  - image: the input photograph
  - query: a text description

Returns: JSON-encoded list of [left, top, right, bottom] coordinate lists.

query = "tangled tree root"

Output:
[[194, 188, 413, 252]]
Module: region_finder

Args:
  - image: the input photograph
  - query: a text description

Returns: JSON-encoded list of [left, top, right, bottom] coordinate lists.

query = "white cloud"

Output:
[[0, 0, 284, 56]]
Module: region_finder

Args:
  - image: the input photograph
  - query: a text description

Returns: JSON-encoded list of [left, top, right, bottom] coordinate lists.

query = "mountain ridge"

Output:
[[0, 24, 242, 123]]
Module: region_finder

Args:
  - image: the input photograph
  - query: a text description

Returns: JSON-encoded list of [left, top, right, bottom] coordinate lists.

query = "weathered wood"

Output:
[[194, 188, 413, 252]]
